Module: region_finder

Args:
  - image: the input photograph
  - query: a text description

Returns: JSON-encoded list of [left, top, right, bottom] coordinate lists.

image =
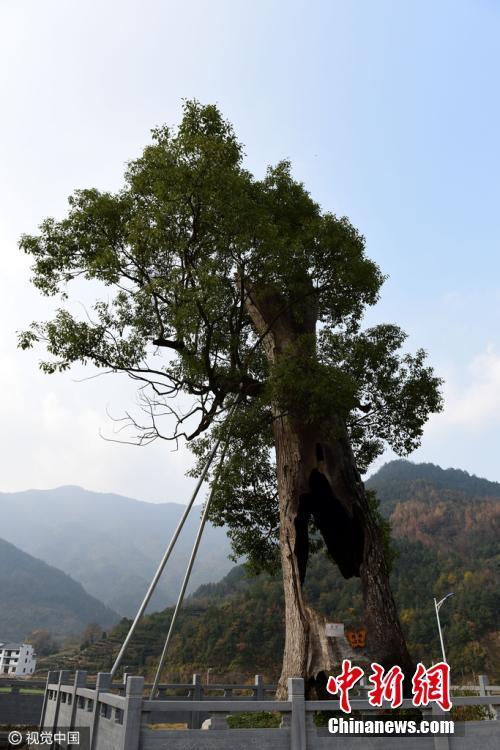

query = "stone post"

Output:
[[431, 704, 450, 750], [90, 672, 111, 750], [254, 674, 264, 701], [39, 670, 58, 730], [288, 677, 306, 750], [69, 671, 87, 730], [121, 673, 130, 696], [479, 674, 497, 719], [190, 673, 202, 729], [121, 676, 144, 750], [52, 670, 71, 733]]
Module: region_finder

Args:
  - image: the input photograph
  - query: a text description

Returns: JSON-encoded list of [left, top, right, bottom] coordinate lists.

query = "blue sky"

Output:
[[1, 0, 499, 500]]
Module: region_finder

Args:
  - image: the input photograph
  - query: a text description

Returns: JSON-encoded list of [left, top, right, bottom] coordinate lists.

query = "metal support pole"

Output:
[[149, 479, 220, 697], [149, 405, 237, 697], [110, 401, 238, 680]]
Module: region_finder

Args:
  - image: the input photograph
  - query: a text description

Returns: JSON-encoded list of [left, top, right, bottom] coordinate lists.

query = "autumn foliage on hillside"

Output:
[[39, 462, 500, 682]]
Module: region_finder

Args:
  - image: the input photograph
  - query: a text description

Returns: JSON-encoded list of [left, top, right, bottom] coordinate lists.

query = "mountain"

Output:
[[367, 459, 500, 514], [0, 486, 234, 616], [0, 537, 119, 641], [368, 459, 500, 559], [39, 460, 500, 681]]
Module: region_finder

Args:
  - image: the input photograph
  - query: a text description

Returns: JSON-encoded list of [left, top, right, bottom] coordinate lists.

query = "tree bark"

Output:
[[243, 284, 414, 698]]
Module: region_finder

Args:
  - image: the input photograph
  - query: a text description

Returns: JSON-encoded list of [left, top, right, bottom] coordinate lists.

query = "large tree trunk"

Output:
[[272, 413, 340, 698], [244, 284, 414, 698]]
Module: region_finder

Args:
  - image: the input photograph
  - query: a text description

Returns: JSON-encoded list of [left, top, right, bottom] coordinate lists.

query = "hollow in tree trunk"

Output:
[[244, 284, 414, 698]]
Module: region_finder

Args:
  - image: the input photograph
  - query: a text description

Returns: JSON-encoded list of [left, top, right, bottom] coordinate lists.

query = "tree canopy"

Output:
[[19, 100, 443, 572]]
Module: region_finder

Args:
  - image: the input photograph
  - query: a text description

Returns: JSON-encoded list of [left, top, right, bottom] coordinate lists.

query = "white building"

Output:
[[0, 642, 36, 676]]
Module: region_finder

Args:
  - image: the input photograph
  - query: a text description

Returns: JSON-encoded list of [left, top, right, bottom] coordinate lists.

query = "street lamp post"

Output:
[[206, 667, 213, 685], [434, 592, 455, 663]]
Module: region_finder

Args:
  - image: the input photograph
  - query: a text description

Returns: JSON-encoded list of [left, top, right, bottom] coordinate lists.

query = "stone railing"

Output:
[[39, 670, 500, 750]]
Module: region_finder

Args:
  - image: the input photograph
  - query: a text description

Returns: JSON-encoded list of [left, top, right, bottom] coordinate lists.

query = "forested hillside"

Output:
[[39, 461, 500, 681], [366, 459, 500, 513], [0, 538, 119, 640]]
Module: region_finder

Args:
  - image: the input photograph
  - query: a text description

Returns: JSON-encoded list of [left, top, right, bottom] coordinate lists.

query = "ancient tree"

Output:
[[19, 102, 442, 696]]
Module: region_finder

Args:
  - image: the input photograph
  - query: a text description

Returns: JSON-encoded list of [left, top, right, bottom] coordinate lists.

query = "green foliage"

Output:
[[189, 398, 281, 574], [321, 325, 443, 472], [451, 690, 494, 722], [268, 334, 358, 428], [227, 712, 281, 728], [19, 101, 443, 567], [25, 629, 59, 657], [457, 642, 488, 674], [366, 489, 398, 573]]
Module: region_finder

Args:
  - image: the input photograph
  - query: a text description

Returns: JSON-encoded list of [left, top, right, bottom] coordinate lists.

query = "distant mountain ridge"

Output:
[[0, 537, 119, 640], [39, 459, 500, 679], [368, 459, 500, 495], [367, 459, 500, 515], [2, 460, 498, 647], [0, 486, 235, 616]]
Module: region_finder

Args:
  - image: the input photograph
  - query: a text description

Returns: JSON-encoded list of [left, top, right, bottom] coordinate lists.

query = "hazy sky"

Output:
[[1, 0, 499, 502]]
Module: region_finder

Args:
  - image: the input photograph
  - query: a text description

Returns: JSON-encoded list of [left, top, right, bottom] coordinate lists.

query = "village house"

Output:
[[0, 642, 36, 676]]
